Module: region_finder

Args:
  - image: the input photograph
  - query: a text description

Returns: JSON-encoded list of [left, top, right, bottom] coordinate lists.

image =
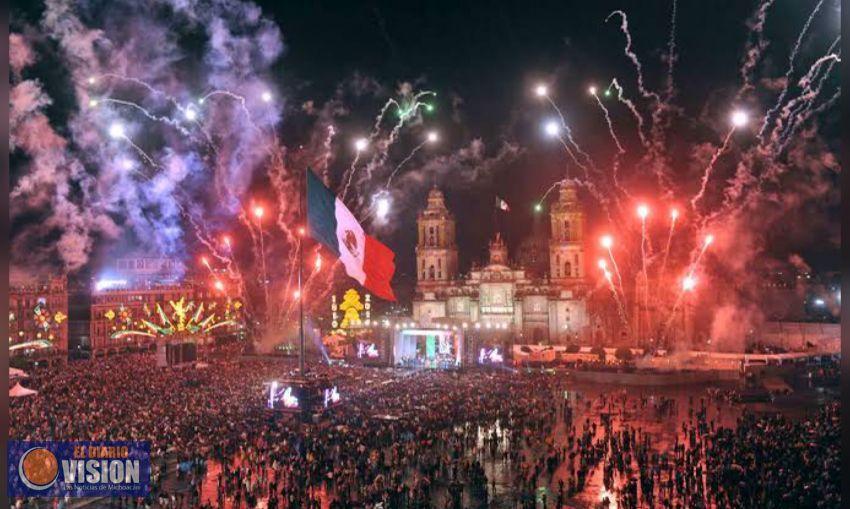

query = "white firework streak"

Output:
[[342, 91, 434, 201], [339, 150, 363, 202], [95, 77, 216, 151], [97, 73, 182, 107], [370, 98, 400, 138], [777, 86, 840, 153], [607, 277, 631, 331], [313, 124, 336, 172], [758, 0, 825, 142], [538, 179, 566, 205], [100, 98, 191, 136], [736, 0, 777, 100], [606, 246, 626, 300], [606, 11, 662, 104], [690, 127, 735, 212], [117, 134, 159, 169], [664, 0, 679, 102], [590, 92, 630, 203], [663, 241, 710, 333], [657, 216, 677, 295], [772, 52, 840, 150], [199, 89, 264, 136], [546, 97, 597, 173], [555, 135, 586, 178], [365, 91, 436, 181], [385, 139, 428, 189], [608, 79, 649, 148], [592, 93, 625, 154], [186, 212, 249, 307]]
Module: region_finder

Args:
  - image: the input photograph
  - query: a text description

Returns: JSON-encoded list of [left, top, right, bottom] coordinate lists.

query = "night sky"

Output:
[[264, 0, 840, 295], [10, 0, 840, 305]]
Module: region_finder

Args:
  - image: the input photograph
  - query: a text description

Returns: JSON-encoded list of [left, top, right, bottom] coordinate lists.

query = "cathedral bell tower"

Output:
[[416, 186, 458, 287], [549, 181, 585, 282]]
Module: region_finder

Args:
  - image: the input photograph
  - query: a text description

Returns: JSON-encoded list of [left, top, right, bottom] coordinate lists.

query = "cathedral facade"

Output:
[[412, 184, 592, 344]]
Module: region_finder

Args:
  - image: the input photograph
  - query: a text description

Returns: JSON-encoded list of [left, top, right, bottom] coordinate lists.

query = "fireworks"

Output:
[[8, 0, 839, 353], [376, 196, 391, 221], [184, 106, 198, 121], [214, 280, 225, 291], [730, 110, 749, 128], [108, 122, 126, 139], [682, 275, 696, 291]]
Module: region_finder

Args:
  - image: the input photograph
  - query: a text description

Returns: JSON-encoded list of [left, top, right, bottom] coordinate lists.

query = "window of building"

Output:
[[564, 262, 572, 277], [428, 227, 435, 246], [563, 220, 570, 241], [429, 265, 436, 280]]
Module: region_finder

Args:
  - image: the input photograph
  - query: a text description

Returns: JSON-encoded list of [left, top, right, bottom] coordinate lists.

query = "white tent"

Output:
[[10, 383, 37, 398], [9, 367, 29, 379]]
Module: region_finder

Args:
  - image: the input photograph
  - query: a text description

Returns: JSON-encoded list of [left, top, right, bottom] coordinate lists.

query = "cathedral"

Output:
[[412, 183, 593, 344]]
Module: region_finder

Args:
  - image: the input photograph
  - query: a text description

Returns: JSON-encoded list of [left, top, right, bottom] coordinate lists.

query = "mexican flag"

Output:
[[306, 169, 396, 301]]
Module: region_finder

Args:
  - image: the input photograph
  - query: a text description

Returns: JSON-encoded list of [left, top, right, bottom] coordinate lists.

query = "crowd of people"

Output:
[[9, 351, 840, 509]]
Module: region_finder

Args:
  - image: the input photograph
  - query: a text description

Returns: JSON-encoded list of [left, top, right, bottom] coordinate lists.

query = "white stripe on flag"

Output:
[[334, 198, 367, 285]]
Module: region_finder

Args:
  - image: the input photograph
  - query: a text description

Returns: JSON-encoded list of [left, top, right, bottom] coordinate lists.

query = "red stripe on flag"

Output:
[[363, 235, 396, 301]]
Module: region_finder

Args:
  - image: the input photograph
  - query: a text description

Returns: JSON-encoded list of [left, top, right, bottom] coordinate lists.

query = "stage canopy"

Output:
[[10, 383, 37, 398]]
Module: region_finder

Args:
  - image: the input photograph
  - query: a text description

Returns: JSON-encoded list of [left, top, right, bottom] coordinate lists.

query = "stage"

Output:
[[393, 328, 463, 369]]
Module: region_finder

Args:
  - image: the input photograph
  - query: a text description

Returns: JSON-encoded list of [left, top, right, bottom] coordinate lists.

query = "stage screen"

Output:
[[323, 386, 342, 408], [267, 382, 303, 412], [356, 341, 381, 359], [478, 346, 505, 365], [395, 329, 462, 368]]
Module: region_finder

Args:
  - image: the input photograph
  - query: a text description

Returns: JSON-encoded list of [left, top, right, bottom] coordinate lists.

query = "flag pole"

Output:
[[299, 168, 306, 374]]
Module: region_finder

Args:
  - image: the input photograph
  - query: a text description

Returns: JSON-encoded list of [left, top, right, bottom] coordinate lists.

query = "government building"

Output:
[[412, 183, 597, 344]]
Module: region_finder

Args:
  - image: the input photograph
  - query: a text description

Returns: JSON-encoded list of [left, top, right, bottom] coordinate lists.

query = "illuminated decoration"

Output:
[[339, 289, 364, 328], [106, 297, 239, 340], [95, 279, 128, 291], [53, 311, 67, 324], [117, 306, 132, 326], [33, 303, 51, 332], [331, 295, 339, 329], [9, 340, 53, 352], [9, 312, 16, 323]]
